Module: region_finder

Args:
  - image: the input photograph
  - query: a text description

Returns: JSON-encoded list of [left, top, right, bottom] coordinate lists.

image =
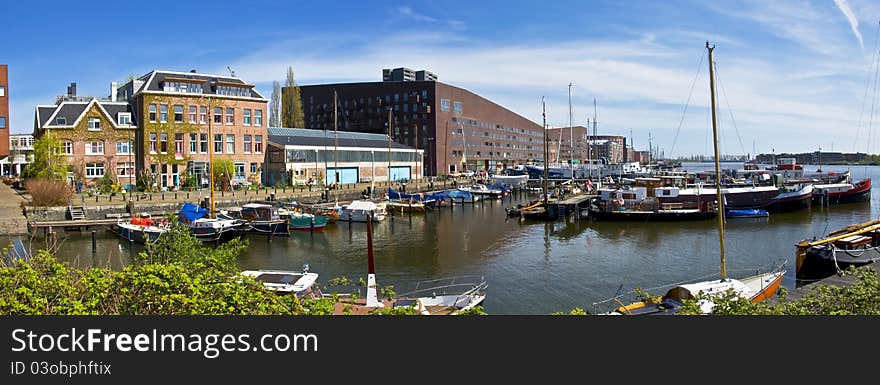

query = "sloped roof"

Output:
[[138, 70, 265, 99], [268, 127, 414, 150]]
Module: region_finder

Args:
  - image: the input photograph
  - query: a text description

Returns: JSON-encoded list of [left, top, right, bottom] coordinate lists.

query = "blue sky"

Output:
[[4, 0, 880, 157]]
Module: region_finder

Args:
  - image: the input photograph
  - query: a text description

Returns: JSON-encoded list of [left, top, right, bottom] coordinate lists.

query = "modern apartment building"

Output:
[[117, 70, 268, 189], [547, 126, 628, 165], [34, 86, 137, 186], [0, 134, 33, 176], [0, 65, 9, 157], [291, 69, 544, 176]]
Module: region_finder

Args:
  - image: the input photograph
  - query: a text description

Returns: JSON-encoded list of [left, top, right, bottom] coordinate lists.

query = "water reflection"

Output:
[[2, 163, 878, 314]]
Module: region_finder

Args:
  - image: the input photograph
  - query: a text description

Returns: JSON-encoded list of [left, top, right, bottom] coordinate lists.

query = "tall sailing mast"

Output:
[[594, 98, 600, 186], [707, 41, 727, 280], [568, 83, 574, 181], [542, 97, 549, 208], [333, 90, 338, 195]]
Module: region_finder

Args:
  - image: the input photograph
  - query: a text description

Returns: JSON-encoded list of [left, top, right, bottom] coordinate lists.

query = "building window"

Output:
[[199, 106, 207, 124], [243, 135, 252, 153], [84, 141, 104, 155], [175, 133, 184, 157], [62, 141, 73, 155], [200, 133, 208, 153], [226, 134, 235, 154], [117, 113, 131, 126], [174, 105, 184, 122], [159, 104, 168, 123], [160, 133, 168, 153], [213, 107, 222, 124], [116, 141, 131, 155], [149, 104, 157, 122], [87, 117, 101, 131], [254, 109, 262, 126], [85, 162, 105, 178], [225, 108, 234, 124], [453, 101, 463, 115], [214, 134, 223, 154], [250, 162, 258, 173], [189, 133, 197, 153], [243, 109, 251, 125], [441, 99, 450, 112], [116, 162, 134, 177], [149, 133, 157, 153], [234, 162, 246, 180], [188, 106, 197, 123], [215, 85, 250, 97], [0, 86, 5, 97], [254, 135, 262, 153], [55, 117, 66, 125]]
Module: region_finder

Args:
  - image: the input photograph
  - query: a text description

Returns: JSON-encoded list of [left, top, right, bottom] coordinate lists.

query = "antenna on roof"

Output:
[[227, 66, 235, 77]]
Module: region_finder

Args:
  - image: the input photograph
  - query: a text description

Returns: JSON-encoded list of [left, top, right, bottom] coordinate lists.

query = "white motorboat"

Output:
[[339, 200, 386, 222], [241, 265, 321, 299]]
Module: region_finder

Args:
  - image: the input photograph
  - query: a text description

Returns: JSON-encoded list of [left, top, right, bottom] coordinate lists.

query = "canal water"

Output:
[[3, 162, 877, 314]]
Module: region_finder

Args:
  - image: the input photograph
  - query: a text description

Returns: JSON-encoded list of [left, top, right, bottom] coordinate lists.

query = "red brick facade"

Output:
[[133, 94, 267, 189]]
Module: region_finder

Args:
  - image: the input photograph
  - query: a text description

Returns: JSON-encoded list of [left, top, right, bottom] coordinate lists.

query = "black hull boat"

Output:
[[656, 186, 779, 210], [588, 206, 716, 221], [179, 202, 248, 243], [796, 219, 880, 284], [219, 203, 289, 236], [765, 184, 813, 213]]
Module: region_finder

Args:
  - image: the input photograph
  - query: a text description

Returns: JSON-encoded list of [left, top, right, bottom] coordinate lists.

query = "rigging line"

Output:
[[854, 20, 880, 152], [868, 36, 880, 156], [670, 52, 705, 157], [713, 62, 748, 158]]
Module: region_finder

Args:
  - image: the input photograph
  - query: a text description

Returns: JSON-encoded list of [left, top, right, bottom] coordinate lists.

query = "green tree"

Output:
[[282, 67, 305, 128], [97, 168, 117, 194], [23, 132, 68, 180], [212, 157, 235, 191]]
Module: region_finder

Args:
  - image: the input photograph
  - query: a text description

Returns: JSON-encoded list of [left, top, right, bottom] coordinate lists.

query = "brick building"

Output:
[[288, 69, 544, 176], [117, 70, 268, 189], [35, 90, 137, 186], [0, 64, 9, 157]]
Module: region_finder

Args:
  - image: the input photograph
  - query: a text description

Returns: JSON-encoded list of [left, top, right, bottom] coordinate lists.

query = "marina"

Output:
[[5, 162, 878, 314]]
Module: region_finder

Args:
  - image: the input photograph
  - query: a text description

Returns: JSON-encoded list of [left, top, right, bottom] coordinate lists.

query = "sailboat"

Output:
[[602, 42, 785, 315], [518, 97, 557, 221]]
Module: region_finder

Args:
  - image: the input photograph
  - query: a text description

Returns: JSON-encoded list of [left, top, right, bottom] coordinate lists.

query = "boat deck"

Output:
[[556, 194, 596, 205]]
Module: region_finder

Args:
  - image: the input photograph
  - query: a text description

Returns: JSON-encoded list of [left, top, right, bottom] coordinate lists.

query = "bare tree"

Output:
[[269, 81, 281, 127]]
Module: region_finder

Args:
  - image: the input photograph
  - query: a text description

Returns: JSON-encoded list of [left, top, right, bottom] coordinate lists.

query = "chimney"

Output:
[[110, 82, 117, 102], [67, 82, 77, 97]]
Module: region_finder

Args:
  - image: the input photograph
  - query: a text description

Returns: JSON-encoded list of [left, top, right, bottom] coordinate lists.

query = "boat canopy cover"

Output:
[[439, 189, 474, 199], [388, 188, 443, 202], [179, 202, 209, 222], [347, 201, 380, 211]]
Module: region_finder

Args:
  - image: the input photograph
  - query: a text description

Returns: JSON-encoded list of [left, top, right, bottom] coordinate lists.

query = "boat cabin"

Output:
[[241, 203, 282, 222]]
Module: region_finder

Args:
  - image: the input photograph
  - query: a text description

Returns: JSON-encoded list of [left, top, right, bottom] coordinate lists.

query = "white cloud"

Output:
[[834, 0, 865, 50], [223, 28, 875, 156], [395, 6, 465, 31]]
